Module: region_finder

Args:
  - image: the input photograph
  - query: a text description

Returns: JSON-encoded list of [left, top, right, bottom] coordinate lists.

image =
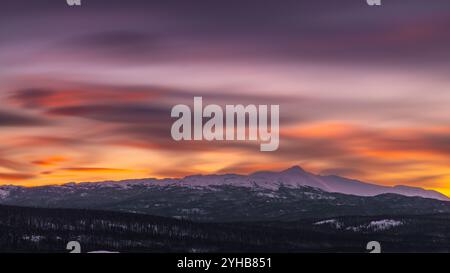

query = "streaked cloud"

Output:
[[0, 173, 36, 181], [0, 0, 449, 195], [0, 110, 48, 126]]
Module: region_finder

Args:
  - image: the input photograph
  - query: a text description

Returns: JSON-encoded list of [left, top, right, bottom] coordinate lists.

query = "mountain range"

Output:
[[1, 165, 447, 200], [0, 166, 448, 222], [157, 166, 448, 200]]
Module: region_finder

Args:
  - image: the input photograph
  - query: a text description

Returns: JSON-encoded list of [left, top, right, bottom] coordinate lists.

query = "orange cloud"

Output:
[[61, 168, 133, 173], [9, 86, 163, 109], [279, 122, 450, 191], [0, 173, 35, 181], [282, 122, 361, 138], [32, 156, 69, 167]]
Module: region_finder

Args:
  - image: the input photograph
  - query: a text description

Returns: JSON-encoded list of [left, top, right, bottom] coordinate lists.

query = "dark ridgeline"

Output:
[[2, 184, 450, 222], [0, 204, 450, 253]]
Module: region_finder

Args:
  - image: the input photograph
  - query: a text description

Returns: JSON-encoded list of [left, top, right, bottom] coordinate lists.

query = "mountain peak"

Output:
[[282, 165, 306, 174]]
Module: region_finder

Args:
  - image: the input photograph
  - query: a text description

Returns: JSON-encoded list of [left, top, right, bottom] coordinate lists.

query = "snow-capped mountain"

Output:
[[0, 166, 449, 222], [0, 165, 447, 201], [67, 165, 445, 200], [166, 165, 448, 200]]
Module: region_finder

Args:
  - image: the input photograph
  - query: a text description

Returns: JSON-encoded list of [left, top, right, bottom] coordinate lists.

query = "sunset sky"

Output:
[[1, 0, 450, 196]]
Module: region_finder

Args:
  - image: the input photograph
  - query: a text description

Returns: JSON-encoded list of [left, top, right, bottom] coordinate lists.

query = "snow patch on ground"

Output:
[[314, 219, 343, 229], [22, 235, 45, 242], [367, 219, 404, 231], [346, 219, 403, 232], [180, 208, 206, 215], [314, 219, 403, 232]]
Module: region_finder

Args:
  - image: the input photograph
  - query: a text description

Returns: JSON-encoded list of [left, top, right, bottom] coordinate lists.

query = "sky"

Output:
[[1, 0, 450, 196]]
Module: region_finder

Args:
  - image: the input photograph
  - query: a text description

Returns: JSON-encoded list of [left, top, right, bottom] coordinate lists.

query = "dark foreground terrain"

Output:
[[0, 205, 449, 253]]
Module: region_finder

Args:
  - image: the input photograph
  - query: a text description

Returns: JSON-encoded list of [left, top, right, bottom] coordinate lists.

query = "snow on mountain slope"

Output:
[[0, 166, 447, 201], [0, 185, 19, 200], [138, 166, 448, 201], [0, 189, 10, 199]]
